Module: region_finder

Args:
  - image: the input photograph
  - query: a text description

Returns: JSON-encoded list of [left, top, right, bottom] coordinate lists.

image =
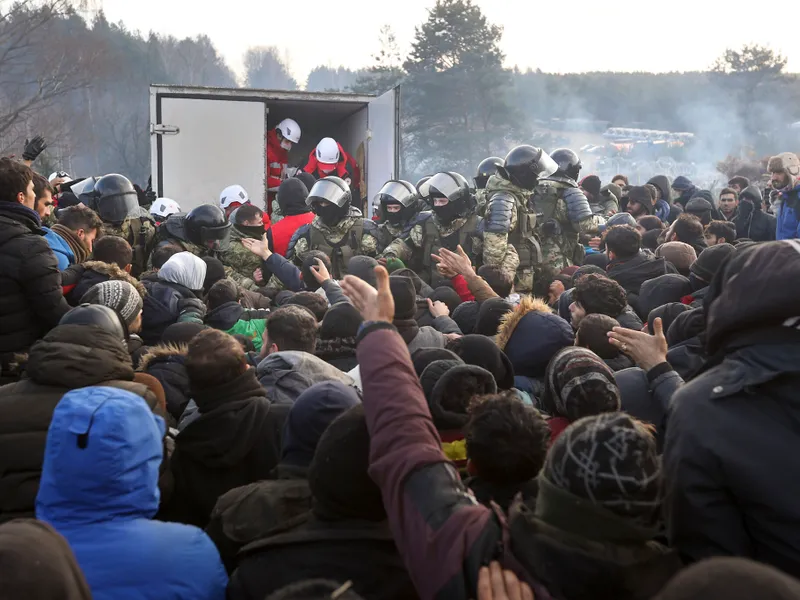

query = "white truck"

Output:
[[149, 84, 400, 218]]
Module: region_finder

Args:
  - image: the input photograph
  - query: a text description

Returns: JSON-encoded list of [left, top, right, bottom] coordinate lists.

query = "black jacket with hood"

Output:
[[162, 368, 289, 528], [138, 343, 191, 421], [647, 175, 683, 223], [733, 185, 777, 242], [63, 260, 146, 306], [664, 241, 800, 578], [607, 253, 679, 319], [0, 203, 70, 375]]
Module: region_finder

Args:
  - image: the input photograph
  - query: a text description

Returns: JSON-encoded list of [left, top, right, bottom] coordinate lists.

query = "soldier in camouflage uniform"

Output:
[[382, 171, 518, 287], [287, 176, 379, 279], [85, 174, 157, 278], [225, 203, 271, 290], [483, 146, 560, 294], [374, 179, 431, 253], [474, 156, 503, 216]]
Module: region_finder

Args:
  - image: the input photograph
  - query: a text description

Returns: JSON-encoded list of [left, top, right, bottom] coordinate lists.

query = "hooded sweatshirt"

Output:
[[159, 252, 207, 291], [256, 351, 356, 405], [36, 386, 227, 600]]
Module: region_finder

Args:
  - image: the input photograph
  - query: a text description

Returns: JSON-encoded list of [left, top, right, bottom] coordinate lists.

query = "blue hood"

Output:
[[37, 386, 166, 526], [42, 227, 75, 270]]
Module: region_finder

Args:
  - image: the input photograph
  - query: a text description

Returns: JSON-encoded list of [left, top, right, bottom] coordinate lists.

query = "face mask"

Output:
[[383, 202, 405, 225], [237, 224, 265, 239], [433, 200, 461, 223], [280, 140, 292, 151], [314, 202, 343, 227]]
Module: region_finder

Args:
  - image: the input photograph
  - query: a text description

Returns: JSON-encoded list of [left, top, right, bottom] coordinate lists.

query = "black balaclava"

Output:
[[383, 201, 406, 226], [313, 201, 347, 227], [432, 197, 462, 224]]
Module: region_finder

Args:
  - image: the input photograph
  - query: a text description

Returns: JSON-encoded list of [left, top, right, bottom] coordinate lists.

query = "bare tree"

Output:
[[0, 0, 100, 152], [243, 46, 297, 90]]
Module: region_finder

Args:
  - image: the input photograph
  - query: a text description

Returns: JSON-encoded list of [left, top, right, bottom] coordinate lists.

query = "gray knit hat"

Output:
[[543, 412, 662, 526], [80, 280, 143, 326]]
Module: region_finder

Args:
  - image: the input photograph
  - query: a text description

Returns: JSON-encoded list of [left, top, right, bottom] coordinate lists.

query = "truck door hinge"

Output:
[[151, 124, 180, 136]]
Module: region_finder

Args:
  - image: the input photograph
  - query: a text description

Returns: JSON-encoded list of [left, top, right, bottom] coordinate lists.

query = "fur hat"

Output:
[[542, 347, 620, 422], [543, 412, 661, 527], [768, 152, 800, 177]]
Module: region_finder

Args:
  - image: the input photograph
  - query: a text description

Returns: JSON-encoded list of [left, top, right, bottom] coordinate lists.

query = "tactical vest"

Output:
[[110, 217, 156, 278], [532, 182, 585, 265], [309, 220, 369, 279], [421, 213, 481, 286], [507, 195, 543, 271]]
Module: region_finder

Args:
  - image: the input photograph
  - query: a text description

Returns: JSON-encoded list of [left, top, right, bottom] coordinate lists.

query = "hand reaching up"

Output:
[[341, 266, 394, 323]]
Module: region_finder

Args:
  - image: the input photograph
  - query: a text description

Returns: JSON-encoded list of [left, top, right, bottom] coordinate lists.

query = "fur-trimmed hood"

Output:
[[81, 260, 147, 298], [496, 296, 553, 351], [136, 343, 187, 372], [495, 296, 574, 379]]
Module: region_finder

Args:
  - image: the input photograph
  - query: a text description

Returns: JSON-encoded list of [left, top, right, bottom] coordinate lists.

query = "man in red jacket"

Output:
[[267, 118, 302, 216], [303, 137, 361, 202]]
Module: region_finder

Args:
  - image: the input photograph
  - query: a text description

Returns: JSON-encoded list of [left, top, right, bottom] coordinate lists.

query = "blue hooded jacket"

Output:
[[775, 184, 800, 240], [43, 226, 75, 270], [36, 386, 227, 600]]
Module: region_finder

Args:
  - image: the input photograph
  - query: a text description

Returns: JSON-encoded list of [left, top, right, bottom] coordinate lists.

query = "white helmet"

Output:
[[219, 184, 250, 210], [150, 197, 181, 218], [315, 137, 340, 166], [48, 170, 72, 183], [277, 118, 301, 144]]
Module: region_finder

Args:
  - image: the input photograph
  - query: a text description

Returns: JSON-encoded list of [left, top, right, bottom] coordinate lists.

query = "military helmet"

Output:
[[474, 157, 503, 190], [415, 176, 432, 202], [550, 148, 582, 182], [93, 173, 140, 225], [306, 176, 352, 209], [499, 145, 559, 191], [59, 303, 126, 341], [185, 204, 232, 251], [426, 171, 471, 205], [376, 180, 417, 208]]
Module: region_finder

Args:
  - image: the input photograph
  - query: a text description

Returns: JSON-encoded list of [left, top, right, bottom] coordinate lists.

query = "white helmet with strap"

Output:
[[316, 137, 340, 165], [150, 197, 181, 218], [277, 118, 301, 144]]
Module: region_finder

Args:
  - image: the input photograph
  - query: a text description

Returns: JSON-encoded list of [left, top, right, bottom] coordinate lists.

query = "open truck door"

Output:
[[366, 87, 400, 219], [150, 86, 268, 212]]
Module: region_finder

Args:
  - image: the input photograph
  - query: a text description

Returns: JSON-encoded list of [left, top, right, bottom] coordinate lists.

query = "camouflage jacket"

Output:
[[222, 226, 264, 290], [288, 207, 378, 279], [482, 174, 532, 266], [104, 210, 157, 278]]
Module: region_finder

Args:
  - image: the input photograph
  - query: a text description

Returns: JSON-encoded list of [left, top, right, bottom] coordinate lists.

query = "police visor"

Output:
[[376, 180, 415, 207], [97, 192, 139, 225], [426, 172, 465, 203], [307, 177, 350, 209], [199, 221, 232, 252]]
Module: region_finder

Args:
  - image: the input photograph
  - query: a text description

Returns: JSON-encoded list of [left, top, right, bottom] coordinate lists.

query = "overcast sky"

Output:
[[97, 0, 798, 85]]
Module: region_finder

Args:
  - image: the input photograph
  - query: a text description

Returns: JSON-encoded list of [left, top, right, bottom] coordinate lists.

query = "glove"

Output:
[[145, 176, 157, 205], [541, 219, 562, 237], [178, 297, 207, 320], [22, 135, 47, 161]]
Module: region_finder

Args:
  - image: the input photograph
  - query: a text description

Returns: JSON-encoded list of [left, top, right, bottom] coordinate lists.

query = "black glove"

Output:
[[541, 218, 562, 237], [22, 135, 47, 161], [145, 176, 157, 205]]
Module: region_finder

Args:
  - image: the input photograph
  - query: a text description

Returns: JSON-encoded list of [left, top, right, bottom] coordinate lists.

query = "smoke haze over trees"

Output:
[[2, 0, 799, 186]]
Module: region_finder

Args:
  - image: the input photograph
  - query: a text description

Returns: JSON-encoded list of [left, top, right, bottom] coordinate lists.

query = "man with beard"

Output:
[[287, 176, 378, 279], [374, 180, 429, 255], [382, 171, 508, 287], [625, 186, 655, 218], [733, 186, 776, 242], [768, 152, 800, 240]]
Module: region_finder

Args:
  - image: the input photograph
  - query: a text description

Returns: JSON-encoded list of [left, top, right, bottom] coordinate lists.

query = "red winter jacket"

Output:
[[303, 142, 361, 200], [267, 129, 288, 192], [270, 212, 315, 257]]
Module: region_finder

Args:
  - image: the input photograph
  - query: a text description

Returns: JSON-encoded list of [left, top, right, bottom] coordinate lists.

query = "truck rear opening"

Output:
[[149, 85, 399, 217]]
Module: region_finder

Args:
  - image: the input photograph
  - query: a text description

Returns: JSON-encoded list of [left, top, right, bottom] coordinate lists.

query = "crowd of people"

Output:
[[1, 131, 800, 600]]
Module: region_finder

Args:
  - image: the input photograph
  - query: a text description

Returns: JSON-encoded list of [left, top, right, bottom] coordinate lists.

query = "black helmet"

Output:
[[59, 304, 126, 340], [474, 157, 503, 189], [415, 176, 432, 201], [550, 148, 582, 182], [94, 174, 140, 225], [498, 145, 559, 191], [307, 176, 352, 227], [185, 204, 232, 251], [377, 180, 418, 226]]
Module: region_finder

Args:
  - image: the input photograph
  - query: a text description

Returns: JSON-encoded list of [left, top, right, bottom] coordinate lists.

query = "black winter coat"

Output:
[[230, 515, 418, 600], [162, 368, 289, 528], [0, 325, 157, 523], [138, 343, 191, 421], [607, 253, 678, 319], [314, 336, 359, 372], [733, 202, 777, 242], [140, 278, 202, 345], [664, 341, 800, 578], [0, 204, 69, 375]]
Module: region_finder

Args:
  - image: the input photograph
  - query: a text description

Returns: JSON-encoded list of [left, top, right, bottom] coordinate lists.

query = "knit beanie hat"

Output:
[[627, 186, 654, 214], [656, 242, 697, 275], [347, 256, 379, 289], [653, 557, 800, 600], [671, 175, 694, 191], [389, 276, 417, 320], [690, 243, 735, 283], [385, 257, 406, 273], [606, 212, 637, 228], [579, 175, 601, 199], [320, 302, 363, 340], [448, 334, 515, 390], [542, 347, 620, 421], [452, 300, 480, 334], [294, 171, 317, 194], [420, 360, 497, 430], [411, 347, 462, 377], [647, 302, 690, 336], [601, 183, 622, 203], [475, 297, 514, 337], [543, 412, 661, 526], [685, 197, 713, 216], [392, 268, 433, 298], [308, 404, 385, 522], [80, 280, 143, 326], [201, 256, 227, 294], [161, 322, 209, 345]]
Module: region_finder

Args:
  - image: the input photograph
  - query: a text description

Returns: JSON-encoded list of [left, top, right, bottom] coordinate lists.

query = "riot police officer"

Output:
[[549, 148, 582, 183], [382, 171, 517, 286], [483, 145, 558, 294], [155, 204, 232, 259], [84, 173, 156, 277], [287, 176, 378, 279], [374, 180, 430, 252], [474, 156, 503, 213]]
